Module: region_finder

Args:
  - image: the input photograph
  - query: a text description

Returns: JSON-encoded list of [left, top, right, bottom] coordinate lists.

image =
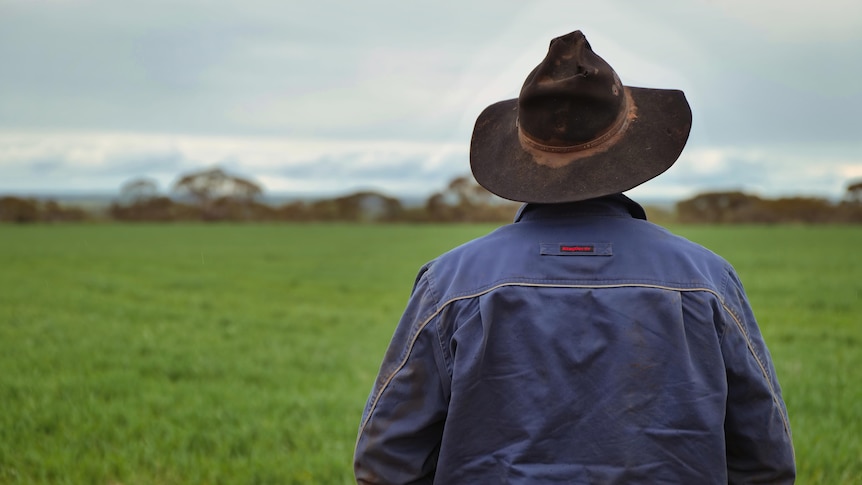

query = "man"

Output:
[[354, 30, 795, 484]]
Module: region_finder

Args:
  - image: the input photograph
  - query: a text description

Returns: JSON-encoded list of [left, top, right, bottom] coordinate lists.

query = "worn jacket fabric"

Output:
[[354, 195, 795, 484]]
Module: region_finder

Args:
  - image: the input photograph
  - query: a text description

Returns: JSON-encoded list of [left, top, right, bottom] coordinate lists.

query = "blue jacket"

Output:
[[354, 195, 795, 484]]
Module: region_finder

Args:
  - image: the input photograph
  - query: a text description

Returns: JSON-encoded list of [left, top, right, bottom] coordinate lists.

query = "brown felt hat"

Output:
[[470, 30, 692, 203]]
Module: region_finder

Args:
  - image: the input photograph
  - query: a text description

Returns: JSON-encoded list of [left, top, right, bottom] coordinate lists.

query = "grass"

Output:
[[0, 222, 860, 483]]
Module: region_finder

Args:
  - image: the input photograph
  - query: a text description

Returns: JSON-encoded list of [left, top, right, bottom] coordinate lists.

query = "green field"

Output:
[[0, 223, 860, 484]]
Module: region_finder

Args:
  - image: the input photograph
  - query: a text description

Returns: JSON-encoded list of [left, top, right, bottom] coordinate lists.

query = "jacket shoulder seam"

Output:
[[356, 281, 725, 447], [717, 276, 794, 445]]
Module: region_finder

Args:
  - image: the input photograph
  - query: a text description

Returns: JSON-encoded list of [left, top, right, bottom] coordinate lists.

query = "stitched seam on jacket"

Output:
[[719, 300, 795, 455], [356, 281, 738, 449], [443, 278, 720, 301]]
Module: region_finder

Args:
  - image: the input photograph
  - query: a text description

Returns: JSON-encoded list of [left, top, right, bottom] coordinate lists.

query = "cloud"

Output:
[[5, 0, 857, 143], [630, 145, 862, 200], [0, 131, 470, 196], [0, 132, 193, 193], [2, 131, 858, 201], [266, 149, 468, 196], [0, 0, 860, 199]]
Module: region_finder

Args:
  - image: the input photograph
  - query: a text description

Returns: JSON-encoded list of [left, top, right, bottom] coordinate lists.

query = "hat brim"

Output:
[[469, 87, 692, 204]]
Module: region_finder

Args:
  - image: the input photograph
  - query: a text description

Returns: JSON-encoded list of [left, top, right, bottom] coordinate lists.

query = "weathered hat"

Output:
[[470, 30, 692, 203]]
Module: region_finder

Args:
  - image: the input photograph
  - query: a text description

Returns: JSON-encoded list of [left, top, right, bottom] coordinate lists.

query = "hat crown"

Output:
[[469, 29, 692, 204], [517, 31, 625, 147]]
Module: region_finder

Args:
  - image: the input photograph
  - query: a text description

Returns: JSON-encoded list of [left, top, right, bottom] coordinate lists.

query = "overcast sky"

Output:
[[1, 0, 860, 201]]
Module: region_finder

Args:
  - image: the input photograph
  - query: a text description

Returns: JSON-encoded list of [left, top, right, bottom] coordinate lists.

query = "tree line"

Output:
[[0, 168, 519, 224], [676, 186, 862, 224], [1, 167, 861, 224]]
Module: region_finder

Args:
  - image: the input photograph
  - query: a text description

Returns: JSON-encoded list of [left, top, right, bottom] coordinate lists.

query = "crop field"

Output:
[[0, 222, 860, 484]]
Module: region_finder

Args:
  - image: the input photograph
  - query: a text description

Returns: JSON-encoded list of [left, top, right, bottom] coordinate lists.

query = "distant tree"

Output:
[[676, 191, 766, 223], [447, 175, 498, 207], [308, 199, 339, 221], [230, 177, 264, 201], [332, 191, 404, 222], [676, 191, 853, 224], [0, 197, 40, 223], [119, 177, 160, 204], [173, 168, 262, 203], [835, 200, 862, 223], [425, 175, 518, 222], [846, 180, 862, 204], [767, 197, 834, 223], [275, 201, 311, 221], [425, 192, 449, 221], [835, 180, 862, 223], [171, 167, 264, 220], [209, 196, 275, 222], [0, 197, 89, 223], [111, 177, 184, 221], [42, 200, 88, 222], [109, 197, 192, 222]]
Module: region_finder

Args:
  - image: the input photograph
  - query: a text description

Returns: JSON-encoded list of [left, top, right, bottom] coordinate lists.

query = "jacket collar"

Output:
[[514, 193, 647, 223]]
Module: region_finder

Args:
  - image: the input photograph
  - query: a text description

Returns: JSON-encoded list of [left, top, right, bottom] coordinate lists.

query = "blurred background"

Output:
[[1, 0, 860, 222]]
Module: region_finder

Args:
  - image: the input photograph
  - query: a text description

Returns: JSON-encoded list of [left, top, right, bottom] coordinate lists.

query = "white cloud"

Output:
[[645, 143, 862, 200], [2, 131, 859, 201], [838, 164, 862, 180], [681, 148, 731, 175], [0, 131, 468, 197]]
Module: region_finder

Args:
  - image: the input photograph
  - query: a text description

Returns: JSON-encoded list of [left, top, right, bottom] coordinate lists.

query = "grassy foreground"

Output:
[[0, 223, 860, 484]]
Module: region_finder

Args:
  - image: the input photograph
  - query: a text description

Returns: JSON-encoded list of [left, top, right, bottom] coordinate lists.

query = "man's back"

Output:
[[356, 29, 794, 484], [354, 196, 795, 484]]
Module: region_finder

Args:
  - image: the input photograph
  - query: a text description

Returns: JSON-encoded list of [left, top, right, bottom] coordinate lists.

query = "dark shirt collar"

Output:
[[514, 193, 647, 223]]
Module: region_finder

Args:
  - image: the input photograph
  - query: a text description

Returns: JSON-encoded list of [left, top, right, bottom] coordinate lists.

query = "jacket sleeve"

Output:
[[720, 268, 796, 484], [354, 266, 449, 484]]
